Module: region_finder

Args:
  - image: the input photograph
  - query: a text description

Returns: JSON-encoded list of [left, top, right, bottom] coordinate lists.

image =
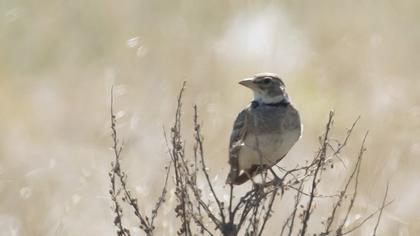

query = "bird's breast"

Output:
[[236, 103, 301, 170], [244, 130, 299, 157], [238, 128, 300, 170]]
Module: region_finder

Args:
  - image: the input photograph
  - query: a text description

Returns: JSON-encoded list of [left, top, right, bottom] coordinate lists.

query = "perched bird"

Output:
[[226, 73, 302, 185]]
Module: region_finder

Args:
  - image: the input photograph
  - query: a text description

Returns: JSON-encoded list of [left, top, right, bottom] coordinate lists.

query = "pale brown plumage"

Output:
[[226, 73, 301, 185]]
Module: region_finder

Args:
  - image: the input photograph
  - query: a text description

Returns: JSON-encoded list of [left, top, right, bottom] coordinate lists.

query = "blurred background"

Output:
[[1, 0, 420, 235]]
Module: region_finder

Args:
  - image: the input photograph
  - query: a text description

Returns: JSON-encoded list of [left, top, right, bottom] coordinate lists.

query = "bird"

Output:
[[226, 73, 302, 185]]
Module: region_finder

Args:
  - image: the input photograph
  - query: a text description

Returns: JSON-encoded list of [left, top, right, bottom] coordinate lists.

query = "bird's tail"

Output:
[[226, 165, 259, 185], [227, 172, 251, 185]]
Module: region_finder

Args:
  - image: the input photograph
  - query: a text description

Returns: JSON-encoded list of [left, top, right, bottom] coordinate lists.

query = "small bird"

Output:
[[226, 73, 302, 185]]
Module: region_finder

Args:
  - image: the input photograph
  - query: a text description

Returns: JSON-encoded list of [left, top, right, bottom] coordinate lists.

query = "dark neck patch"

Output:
[[251, 100, 289, 108]]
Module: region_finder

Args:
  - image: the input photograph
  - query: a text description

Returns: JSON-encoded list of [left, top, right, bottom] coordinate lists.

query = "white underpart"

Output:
[[254, 92, 286, 104], [238, 129, 300, 170]]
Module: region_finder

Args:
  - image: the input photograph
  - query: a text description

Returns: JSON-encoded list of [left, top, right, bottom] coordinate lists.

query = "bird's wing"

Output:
[[229, 109, 249, 149], [227, 108, 250, 182]]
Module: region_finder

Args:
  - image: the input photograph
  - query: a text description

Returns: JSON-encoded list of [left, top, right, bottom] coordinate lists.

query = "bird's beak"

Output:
[[239, 78, 256, 89]]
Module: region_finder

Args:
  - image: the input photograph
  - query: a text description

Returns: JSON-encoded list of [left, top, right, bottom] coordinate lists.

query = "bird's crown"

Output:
[[239, 73, 289, 104], [252, 73, 285, 89]]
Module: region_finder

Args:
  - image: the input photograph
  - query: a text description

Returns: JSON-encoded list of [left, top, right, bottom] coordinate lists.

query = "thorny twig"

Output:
[[300, 110, 335, 236], [109, 86, 133, 236], [170, 81, 193, 235], [109, 86, 170, 236]]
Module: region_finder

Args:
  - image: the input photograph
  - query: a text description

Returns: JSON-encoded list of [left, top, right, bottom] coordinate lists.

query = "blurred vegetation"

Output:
[[1, 0, 420, 235]]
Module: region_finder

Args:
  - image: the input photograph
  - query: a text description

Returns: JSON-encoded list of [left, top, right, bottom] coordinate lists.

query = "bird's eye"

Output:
[[262, 78, 271, 84]]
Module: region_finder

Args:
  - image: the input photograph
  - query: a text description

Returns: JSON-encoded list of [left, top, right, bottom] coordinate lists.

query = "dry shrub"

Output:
[[108, 83, 390, 236]]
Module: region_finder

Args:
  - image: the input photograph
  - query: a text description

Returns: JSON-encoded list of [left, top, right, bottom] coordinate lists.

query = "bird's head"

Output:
[[239, 73, 289, 104]]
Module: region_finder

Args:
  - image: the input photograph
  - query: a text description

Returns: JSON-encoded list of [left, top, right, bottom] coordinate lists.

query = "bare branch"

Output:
[[342, 200, 393, 235], [333, 116, 360, 156], [109, 86, 133, 236], [258, 188, 279, 236], [193, 105, 226, 223], [300, 110, 335, 236], [150, 160, 172, 227], [336, 132, 369, 235], [372, 182, 390, 236], [323, 132, 366, 234]]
